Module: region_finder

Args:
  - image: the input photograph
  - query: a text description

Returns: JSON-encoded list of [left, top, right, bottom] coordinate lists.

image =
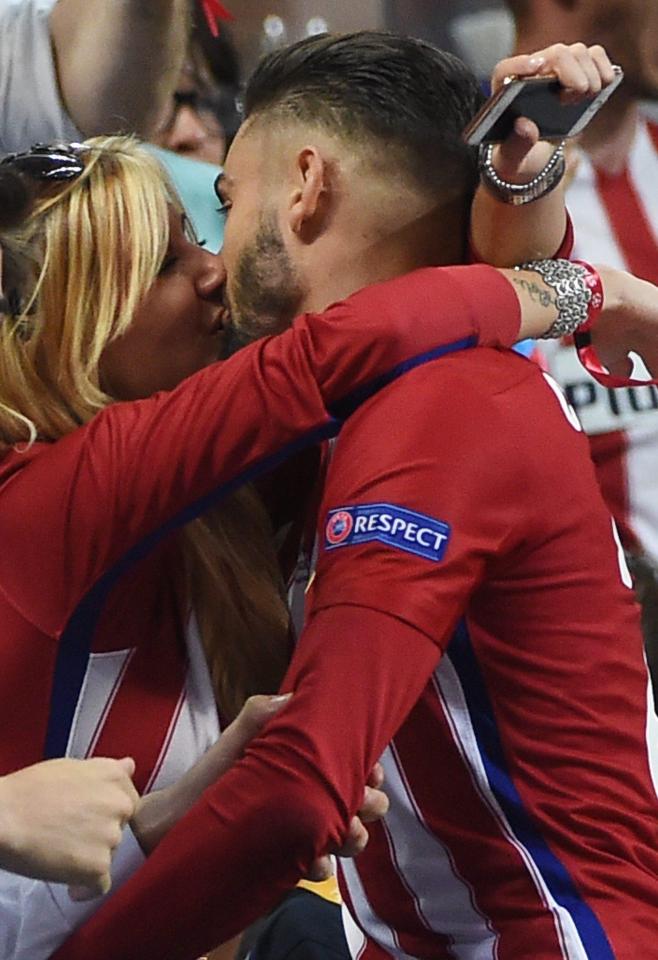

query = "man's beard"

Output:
[[227, 211, 307, 344]]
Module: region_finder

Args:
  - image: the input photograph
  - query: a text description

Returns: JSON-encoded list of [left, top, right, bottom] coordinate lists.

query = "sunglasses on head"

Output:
[[0, 143, 88, 183]]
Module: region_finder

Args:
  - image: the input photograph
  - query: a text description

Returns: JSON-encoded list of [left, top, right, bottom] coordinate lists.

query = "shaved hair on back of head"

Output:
[[243, 31, 485, 207]]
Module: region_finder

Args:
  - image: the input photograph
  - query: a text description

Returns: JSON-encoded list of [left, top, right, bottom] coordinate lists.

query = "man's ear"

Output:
[[287, 147, 330, 239]]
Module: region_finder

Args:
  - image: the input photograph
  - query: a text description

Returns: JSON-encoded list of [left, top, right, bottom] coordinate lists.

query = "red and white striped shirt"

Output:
[[545, 117, 658, 560]]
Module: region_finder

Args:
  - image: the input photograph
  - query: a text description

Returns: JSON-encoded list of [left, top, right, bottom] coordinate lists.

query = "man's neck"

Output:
[[297, 243, 431, 316], [297, 205, 466, 315]]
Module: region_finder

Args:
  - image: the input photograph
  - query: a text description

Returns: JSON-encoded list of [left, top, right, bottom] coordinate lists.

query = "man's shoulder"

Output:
[[362, 345, 538, 414], [334, 346, 550, 463]]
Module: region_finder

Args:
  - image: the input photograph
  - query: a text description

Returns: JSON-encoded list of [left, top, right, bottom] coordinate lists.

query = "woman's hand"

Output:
[[129, 693, 389, 888], [489, 43, 617, 182], [0, 757, 138, 894], [130, 694, 293, 863], [471, 42, 617, 268], [591, 267, 658, 379]]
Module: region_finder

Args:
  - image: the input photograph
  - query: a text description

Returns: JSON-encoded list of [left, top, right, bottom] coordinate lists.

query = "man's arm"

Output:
[[52, 357, 511, 960], [53, 607, 441, 960], [470, 43, 617, 264], [48, 0, 189, 137]]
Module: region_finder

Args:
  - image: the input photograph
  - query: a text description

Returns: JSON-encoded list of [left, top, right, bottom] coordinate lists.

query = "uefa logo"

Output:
[[326, 510, 354, 545]]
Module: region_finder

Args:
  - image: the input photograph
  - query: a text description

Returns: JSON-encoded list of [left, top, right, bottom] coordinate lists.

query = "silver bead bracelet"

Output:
[[479, 141, 566, 206]]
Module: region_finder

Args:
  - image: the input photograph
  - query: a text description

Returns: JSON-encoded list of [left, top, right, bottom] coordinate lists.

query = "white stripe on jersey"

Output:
[[629, 124, 658, 244], [567, 154, 626, 268], [64, 616, 219, 792], [341, 901, 368, 960], [434, 656, 590, 960], [66, 648, 134, 758], [379, 743, 497, 958], [339, 858, 407, 959], [645, 666, 658, 797], [149, 615, 220, 791], [543, 121, 658, 564]]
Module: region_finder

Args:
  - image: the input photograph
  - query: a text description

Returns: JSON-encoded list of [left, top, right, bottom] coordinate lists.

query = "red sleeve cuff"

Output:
[[440, 264, 521, 349]]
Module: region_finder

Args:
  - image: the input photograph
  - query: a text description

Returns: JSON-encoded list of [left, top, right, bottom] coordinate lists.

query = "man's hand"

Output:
[[305, 763, 389, 882], [490, 43, 617, 181], [0, 757, 138, 892]]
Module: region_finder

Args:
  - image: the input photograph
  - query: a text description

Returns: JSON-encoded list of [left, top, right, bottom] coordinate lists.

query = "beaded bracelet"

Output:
[[479, 141, 566, 206]]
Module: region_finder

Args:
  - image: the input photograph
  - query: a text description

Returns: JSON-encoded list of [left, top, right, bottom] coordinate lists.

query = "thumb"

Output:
[[495, 117, 540, 175], [68, 873, 111, 903], [116, 757, 136, 779]]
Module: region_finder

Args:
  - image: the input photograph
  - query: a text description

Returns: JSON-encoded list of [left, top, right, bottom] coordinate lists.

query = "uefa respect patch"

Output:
[[324, 503, 451, 563]]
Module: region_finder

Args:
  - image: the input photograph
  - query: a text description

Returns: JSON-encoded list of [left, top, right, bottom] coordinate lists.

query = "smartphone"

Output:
[[462, 65, 624, 146]]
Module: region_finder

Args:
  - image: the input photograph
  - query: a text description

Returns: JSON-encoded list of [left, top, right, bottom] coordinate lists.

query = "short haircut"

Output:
[[243, 31, 485, 202]]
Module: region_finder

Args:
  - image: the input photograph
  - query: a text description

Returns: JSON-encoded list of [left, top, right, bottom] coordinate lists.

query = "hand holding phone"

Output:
[[463, 42, 622, 148]]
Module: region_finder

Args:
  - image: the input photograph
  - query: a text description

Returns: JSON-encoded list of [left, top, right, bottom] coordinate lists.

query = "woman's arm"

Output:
[[48, 0, 189, 137], [0, 260, 653, 639], [0, 264, 520, 638], [511, 264, 658, 375], [470, 43, 617, 265]]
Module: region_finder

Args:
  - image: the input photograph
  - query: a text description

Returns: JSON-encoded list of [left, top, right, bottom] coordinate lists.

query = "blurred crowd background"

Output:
[[231, 0, 515, 78]]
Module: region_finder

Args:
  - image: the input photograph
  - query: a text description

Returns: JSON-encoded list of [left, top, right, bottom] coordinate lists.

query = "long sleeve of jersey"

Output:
[[52, 347, 534, 960], [52, 605, 440, 960], [0, 264, 518, 639]]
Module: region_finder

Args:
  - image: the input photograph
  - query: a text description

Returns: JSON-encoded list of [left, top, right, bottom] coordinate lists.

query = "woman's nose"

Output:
[[166, 106, 209, 153], [196, 250, 226, 298]]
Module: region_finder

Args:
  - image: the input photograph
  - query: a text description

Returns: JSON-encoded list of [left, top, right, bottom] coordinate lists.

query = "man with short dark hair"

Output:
[[55, 32, 658, 960]]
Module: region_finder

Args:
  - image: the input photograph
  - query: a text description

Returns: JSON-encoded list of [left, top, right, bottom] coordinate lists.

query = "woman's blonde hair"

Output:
[[0, 135, 290, 719]]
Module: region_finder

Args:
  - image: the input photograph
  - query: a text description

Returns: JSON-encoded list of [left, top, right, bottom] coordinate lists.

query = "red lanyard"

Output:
[[572, 260, 658, 388], [574, 333, 658, 388], [199, 0, 233, 36]]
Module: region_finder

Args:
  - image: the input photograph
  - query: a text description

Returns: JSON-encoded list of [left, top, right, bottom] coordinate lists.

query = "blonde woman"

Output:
[[0, 134, 579, 958]]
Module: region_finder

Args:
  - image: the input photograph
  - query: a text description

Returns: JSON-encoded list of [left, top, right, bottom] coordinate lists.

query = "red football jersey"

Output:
[[54, 343, 658, 960], [310, 348, 658, 960], [0, 265, 520, 959]]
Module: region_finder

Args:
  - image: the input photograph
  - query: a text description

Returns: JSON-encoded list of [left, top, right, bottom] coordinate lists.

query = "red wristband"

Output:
[[572, 260, 658, 388], [199, 0, 234, 36]]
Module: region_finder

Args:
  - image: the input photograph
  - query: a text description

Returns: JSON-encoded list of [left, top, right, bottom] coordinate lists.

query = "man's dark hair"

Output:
[[244, 31, 485, 202]]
